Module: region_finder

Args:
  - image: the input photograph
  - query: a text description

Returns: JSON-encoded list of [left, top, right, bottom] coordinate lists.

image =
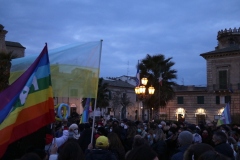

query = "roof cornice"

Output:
[[200, 50, 240, 59]]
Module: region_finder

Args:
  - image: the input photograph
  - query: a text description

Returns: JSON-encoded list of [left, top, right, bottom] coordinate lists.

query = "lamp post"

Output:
[[151, 107, 153, 121], [135, 77, 155, 121]]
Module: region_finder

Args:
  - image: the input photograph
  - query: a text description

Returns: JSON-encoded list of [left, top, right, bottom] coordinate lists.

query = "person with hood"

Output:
[[171, 131, 193, 160], [68, 123, 80, 140], [85, 136, 117, 160]]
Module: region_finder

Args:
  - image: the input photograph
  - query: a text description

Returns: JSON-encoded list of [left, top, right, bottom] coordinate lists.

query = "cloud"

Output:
[[1, 0, 240, 86]]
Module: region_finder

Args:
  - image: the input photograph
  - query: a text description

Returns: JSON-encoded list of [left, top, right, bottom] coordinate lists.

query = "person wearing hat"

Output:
[[85, 136, 117, 160], [171, 131, 193, 160]]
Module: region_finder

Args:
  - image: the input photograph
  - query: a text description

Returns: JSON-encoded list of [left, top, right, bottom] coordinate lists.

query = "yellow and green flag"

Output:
[[10, 41, 102, 99]]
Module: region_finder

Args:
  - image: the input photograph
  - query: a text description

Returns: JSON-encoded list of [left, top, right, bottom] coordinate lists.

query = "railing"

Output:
[[173, 85, 207, 91], [173, 83, 240, 92], [211, 83, 240, 91]]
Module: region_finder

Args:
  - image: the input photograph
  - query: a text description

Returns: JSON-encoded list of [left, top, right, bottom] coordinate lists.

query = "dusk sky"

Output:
[[1, 1, 240, 86]]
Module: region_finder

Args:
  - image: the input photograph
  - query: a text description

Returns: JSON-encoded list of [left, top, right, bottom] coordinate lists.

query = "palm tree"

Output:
[[0, 51, 17, 92], [138, 54, 177, 108]]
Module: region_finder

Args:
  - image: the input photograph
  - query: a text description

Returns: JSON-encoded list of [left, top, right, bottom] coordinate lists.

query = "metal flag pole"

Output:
[[136, 60, 141, 121], [91, 40, 103, 144]]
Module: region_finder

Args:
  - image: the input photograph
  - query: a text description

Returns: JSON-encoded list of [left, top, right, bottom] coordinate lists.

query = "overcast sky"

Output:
[[1, 1, 240, 86]]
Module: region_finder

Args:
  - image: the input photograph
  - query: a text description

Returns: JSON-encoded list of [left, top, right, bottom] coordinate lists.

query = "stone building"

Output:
[[6, 41, 25, 58], [160, 27, 240, 124], [0, 24, 25, 57]]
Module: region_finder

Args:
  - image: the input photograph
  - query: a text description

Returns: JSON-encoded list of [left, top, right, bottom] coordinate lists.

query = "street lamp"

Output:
[[135, 78, 155, 121], [148, 86, 155, 95], [141, 78, 148, 85]]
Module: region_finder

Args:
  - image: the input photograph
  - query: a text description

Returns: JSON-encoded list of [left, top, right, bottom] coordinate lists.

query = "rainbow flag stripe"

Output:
[[0, 44, 55, 158], [80, 98, 91, 123]]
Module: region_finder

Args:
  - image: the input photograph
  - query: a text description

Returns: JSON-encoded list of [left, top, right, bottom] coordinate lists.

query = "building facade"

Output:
[[160, 27, 240, 124], [6, 41, 25, 58], [101, 78, 137, 120], [0, 24, 25, 56]]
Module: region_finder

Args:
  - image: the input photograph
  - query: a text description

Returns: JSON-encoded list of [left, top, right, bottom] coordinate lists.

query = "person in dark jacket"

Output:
[[85, 136, 117, 160], [183, 143, 214, 160], [125, 144, 158, 160], [77, 127, 93, 153], [212, 131, 234, 160], [171, 131, 193, 160], [151, 128, 168, 160], [201, 129, 214, 146], [123, 125, 137, 152]]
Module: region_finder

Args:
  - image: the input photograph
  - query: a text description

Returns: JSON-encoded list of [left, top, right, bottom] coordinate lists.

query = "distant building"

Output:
[[0, 24, 25, 56], [98, 78, 136, 120], [6, 41, 25, 58], [107, 75, 137, 86]]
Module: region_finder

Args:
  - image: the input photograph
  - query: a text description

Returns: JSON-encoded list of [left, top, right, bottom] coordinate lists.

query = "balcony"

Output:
[[211, 83, 237, 93]]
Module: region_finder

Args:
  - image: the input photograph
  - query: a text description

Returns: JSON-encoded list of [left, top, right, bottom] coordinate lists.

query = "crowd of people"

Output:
[[12, 116, 240, 160]]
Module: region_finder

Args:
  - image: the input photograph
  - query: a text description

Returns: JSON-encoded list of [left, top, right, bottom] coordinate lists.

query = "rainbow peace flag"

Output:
[[0, 44, 55, 158], [80, 98, 91, 123]]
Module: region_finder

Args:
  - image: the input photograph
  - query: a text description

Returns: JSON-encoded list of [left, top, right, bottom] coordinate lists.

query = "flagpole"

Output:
[[91, 40, 103, 144], [137, 60, 141, 121], [159, 82, 160, 114], [159, 68, 161, 115]]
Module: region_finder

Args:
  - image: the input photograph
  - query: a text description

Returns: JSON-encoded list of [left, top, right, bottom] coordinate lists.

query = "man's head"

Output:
[[178, 131, 193, 146], [212, 131, 227, 145], [69, 123, 78, 130], [69, 123, 79, 134], [95, 136, 109, 149], [161, 121, 166, 127], [137, 123, 144, 133]]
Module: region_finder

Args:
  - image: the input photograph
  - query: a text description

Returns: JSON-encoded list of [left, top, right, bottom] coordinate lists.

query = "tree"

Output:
[[139, 54, 177, 108], [0, 51, 17, 92], [96, 78, 109, 108], [111, 90, 133, 119]]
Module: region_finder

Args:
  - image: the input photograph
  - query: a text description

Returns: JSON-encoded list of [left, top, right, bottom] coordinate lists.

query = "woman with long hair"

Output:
[[126, 144, 158, 160], [58, 139, 84, 160], [108, 132, 126, 160]]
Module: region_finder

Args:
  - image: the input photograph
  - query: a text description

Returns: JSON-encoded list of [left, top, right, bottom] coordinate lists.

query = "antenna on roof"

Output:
[[182, 78, 184, 85], [127, 61, 129, 77]]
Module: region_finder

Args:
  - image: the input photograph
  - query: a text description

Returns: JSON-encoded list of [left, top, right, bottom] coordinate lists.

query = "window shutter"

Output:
[[216, 96, 220, 104]]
